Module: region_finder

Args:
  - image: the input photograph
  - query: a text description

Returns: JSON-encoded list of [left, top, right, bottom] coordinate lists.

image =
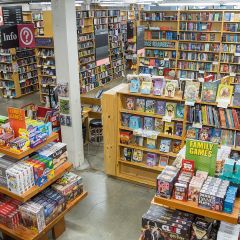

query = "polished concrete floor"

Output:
[[0, 83, 155, 240]]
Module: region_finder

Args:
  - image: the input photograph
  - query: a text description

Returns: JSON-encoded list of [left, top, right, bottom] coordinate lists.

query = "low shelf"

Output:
[[153, 196, 240, 224]]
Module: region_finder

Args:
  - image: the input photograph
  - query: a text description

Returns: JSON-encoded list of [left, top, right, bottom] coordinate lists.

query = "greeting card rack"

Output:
[[0, 132, 88, 240]]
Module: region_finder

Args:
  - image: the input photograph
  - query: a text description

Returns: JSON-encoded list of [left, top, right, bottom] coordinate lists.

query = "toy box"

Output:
[[188, 176, 204, 202]]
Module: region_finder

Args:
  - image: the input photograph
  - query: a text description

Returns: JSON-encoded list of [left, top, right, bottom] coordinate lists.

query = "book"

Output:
[[128, 75, 140, 93], [175, 122, 183, 136], [186, 126, 199, 139], [135, 98, 145, 112], [144, 117, 154, 130], [198, 127, 211, 141], [145, 99, 155, 113], [139, 73, 152, 83], [154, 119, 164, 132], [123, 148, 133, 161], [172, 140, 181, 153], [221, 76, 232, 85], [201, 80, 220, 102], [129, 116, 142, 129], [146, 153, 158, 166], [164, 80, 176, 97], [160, 139, 171, 152], [233, 84, 240, 106], [159, 155, 169, 167], [165, 102, 177, 118], [210, 128, 222, 144], [141, 81, 152, 94], [164, 122, 175, 135], [132, 136, 144, 146], [121, 113, 131, 127], [132, 149, 143, 162], [120, 131, 132, 144], [175, 103, 184, 119], [146, 138, 156, 149], [152, 76, 165, 96], [126, 97, 135, 110], [216, 84, 233, 104], [184, 81, 200, 102], [155, 101, 166, 115]]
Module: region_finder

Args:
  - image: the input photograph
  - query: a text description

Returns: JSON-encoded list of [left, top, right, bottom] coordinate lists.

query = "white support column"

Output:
[[51, 0, 84, 168]]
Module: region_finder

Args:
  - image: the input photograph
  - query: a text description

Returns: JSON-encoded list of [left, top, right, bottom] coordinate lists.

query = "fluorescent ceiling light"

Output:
[[157, 2, 219, 6], [223, 2, 240, 5]]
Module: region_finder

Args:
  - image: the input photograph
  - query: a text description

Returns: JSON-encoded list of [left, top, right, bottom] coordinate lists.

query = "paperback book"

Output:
[[145, 99, 156, 113], [201, 80, 220, 102], [155, 101, 166, 115], [152, 76, 165, 96], [165, 102, 177, 118], [141, 81, 152, 94], [135, 98, 146, 112], [128, 75, 140, 93], [160, 139, 171, 152], [164, 80, 177, 98], [184, 81, 200, 103], [216, 84, 233, 104]]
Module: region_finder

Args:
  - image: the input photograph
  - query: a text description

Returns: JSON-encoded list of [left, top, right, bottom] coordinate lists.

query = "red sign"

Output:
[[8, 107, 26, 137], [17, 24, 35, 48]]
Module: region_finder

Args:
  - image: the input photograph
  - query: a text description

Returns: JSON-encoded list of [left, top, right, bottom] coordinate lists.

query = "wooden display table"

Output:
[[153, 196, 240, 224]]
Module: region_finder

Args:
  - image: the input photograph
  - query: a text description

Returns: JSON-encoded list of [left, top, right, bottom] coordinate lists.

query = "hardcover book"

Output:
[[172, 140, 181, 153], [123, 148, 133, 161], [146, 138, 156, 149], [165, 102, 177, 118], [155, 101, 166, 115], [184, 81, 200, 102], [128, 75, 140, 93], [121, 113, 131, 127], [159, 155, 169, 167], [126, 97, 135, 110], [145, 99, 156, 113], [144, 117, 154, 130], [216, 84, 233, 104], [201, 80, 220, 102], [164, 80, 176, 97], [135, 98, 145, 112], [146, 153, 158, 166], [164, 122, 175, 135], [154, 119, 164, 132], [186, 126, 199, 139], [160, 139, 171, 152], [132, 149, 143, 162], [175, 103, 184, 119], [198, 127, 212, 141], [152, 76, 165, 96], [175, 122, 183, 136], [210, 128, 222, 144], [129, 116, 142, 129], [141, 81, 152, 95]]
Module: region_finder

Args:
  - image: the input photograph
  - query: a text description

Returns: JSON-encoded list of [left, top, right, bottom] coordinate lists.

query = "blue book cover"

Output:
[[233, 84, 240, 106], [210, 128, 222, 144], [175, 103, 184, 119], [160, 139, 171, 152], [144, 117, 154, 130], [155, 101, 166, 115]]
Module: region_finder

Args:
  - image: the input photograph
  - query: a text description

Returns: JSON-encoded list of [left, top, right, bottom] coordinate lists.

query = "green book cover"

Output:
[[186, 139, 218, 176]]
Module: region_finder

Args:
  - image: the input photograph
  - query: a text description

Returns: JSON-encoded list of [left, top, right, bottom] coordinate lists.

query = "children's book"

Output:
[[123, 148, 133, 161], [160, 139, 171, 152], [159, 155, 169, 167], [121, 113, 131, 127], [132, 136, 144, 146], [164, 80, 176, 97], [186, 126, 199, 139], [132, 149, 143, 162], [175, 103, 184, 119], [216, 84, 233, 104], [233, 84, 240, 106], [184, 81, 200, 102], [145, 99, 155, 113], [146, 153, 158, 166], [146, 138, 156, 149], [139, 74, 152, 83], [172, 140, 181, 153], [175, 122, 183, 136], [128, 75, 140, 93], [198, 127, 211, 141], [126, 97, 135, 110], [164, 122, 175, 135], [154, 119, 164, 132], [201, 80, 220, 102], [210, 128, 222, 144], [144, 117, 154, 130], [165, 102, 177, 118], [152, 76, 165, 96], [141, 81, 152, 94], [135, 98, 145, 112], [155, 101, 166, 115], [221, 76, 232, 85], [129, 116, 142, 129]]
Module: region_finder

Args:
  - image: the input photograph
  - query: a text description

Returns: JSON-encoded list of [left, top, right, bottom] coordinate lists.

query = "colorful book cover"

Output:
[[132, 136, 144, 146], [146, 153, 158, 166], [159, 155, 169, 167], [145, 99, 155, 113], [216, 84, 234, 104], [201, 80, 220, 102], [221, 76, 232, 85], [164, 80, 176, 98], [175, 122, 183, 136], [132, 149, 143, 162], [126, 97, 135, 110], [159, 139, 171, 152], [164, 122, 175, 135], [154, 119, 164, 132], [175, 103, 184, 119], [198, 127, 212, 141], [233, 84, 240, 106], [152, 77, 166, 96], [144, 117, 154, 130], [135, 98, 145, 112], [146, 138, 156, 149], [121, 113, 131, 127], [129, 116, 142, 129], [165, 102, 177, 118], [172, 140, 181, 153], [186, 126, 199, 139], [141, 81, 152, 94], [123, 148, 133, 161], [155, 101, 166, 115], [184, 81, 200, 102], [210, 128, 222, 144], [128, 75, 140, 93], [139, 74, 152, 83]]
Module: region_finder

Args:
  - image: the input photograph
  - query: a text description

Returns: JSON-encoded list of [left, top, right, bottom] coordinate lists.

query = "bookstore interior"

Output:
[[2, 0, 240, 239]]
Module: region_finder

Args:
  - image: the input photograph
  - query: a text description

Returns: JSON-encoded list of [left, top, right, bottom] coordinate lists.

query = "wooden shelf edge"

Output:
[[0, 191, 88, 240], [0, 132, 59, 160], [152, 196, 240, 224], [0, 162, 73, 202]]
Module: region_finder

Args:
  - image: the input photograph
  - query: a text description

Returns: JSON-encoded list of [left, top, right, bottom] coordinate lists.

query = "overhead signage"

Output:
[[2, 6, 23, 25], [35, 37, 54, 47], [144, 40, 175, 49]]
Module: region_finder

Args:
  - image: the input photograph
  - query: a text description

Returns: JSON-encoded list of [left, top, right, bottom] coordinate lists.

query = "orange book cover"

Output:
[[232, 109, 239, 129], [219, 108, 226, 128]]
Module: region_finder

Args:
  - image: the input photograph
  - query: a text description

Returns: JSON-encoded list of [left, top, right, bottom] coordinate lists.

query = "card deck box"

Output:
[[0, 133, 14, 146], [188, 176, 204, 202], [6, 167, 24, 195]]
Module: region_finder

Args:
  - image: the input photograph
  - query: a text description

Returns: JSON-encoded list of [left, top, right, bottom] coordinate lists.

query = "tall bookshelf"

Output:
[[32, 11, 44, 36]]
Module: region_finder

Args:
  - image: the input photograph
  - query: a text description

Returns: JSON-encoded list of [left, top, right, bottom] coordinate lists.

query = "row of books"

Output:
[[140, 58, 175, 69], [178, 43, 220, 52], [78, 40, 94, 50], [141, 12, 178, 21], [148, 31, 178, 40], [78, 33, 94, 42], [179, 71, 215, 80], [180, 12, 222, 21], [222, 34, 240, 43], [76, 10, 92, 19], [178, 61, 218, 72], [220, 54, 240, 63], [179, 32, 218, 41], [222, 44, 240, 53], [37, 49, 54, 58], [145, 49, 176, 59], [224, 23, 240, 32], [179, 52, 219, 61], [139, 66, 169, 76], [79, 49, 95, 57], [0, 64, 13, 73], [220, 64, 240, 73], [93, 10, 108, 17], [224, 13, 240, 22], [179, 22, 214, 31]]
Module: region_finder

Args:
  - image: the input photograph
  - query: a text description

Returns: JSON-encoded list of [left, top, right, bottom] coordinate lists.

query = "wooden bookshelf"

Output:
[[153, 195, 240, 224]]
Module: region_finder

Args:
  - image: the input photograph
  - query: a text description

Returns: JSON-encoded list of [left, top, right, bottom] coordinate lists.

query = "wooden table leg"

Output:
[[38, 234, 49, 240], [52, 217, 65, 239]]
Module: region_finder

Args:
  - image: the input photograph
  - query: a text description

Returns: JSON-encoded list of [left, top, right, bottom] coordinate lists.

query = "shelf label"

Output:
[[217, 101, 229, 108], [52, 76, 56, 79], [42, 56, 46, 59], [42, 84, 47, 87], [213, 61, 218, 65], [192, 122, 202, 129], [199, 70, 205, 74], [43, 66, 47, 69], [164, 58, 169, 61], [185, 101, 195, 106], [230, 72, 236, 77], [162, 115, 172, 122]]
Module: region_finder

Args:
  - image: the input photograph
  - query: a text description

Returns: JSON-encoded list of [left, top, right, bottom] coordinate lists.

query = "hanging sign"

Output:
[[2, 6, 23, 25]]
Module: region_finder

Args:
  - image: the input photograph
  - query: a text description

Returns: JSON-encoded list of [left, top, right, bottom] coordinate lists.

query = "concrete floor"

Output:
[[0, 80, 155, 240]]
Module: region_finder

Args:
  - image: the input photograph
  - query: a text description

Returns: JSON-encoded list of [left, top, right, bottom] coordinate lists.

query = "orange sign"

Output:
[[8, 107, 26, 136]]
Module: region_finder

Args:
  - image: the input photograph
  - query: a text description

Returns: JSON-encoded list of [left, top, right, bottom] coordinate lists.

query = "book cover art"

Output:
[[135, 98, 146, 112], [172, 140, 181, 153], [159, 139, 171, 152], [221, 76, 232, 85], [129, 116, 142, 129], [184, 81, 200, 102], [144, 117, 154, 130], [198, 127, 212, 141], [146, 153, 158, 166], [123, 148, 133, 161], [126, 97, 135, 110], [186, 126, 199, 139], [132, 149, 143, 162], [145, 99, 156, 113], [154, 119, 164, 132], [233, 84, 240, 106], [216, 84, 233, 103], [164, 122, 175, 135], [165, 102, 177, 118], [164, 80, 176, 97], [120, 131, 132, 144], [146, 138, 156, 149], [152, 77, 165, 96], [210, 128, 222, 144], [121, 113, 131, 127], [175, 103, 184, 119], [155, 101, 166, 115], [139, 74, 152, 83], [201, 80, 220, 102], [159, 155, 169, 167], [175, 122, 183, 136], [141, 81, 152, 94], [128, 75, 140, 93]]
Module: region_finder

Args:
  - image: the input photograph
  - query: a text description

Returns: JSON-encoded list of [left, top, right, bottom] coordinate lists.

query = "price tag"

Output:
[[43, 66, 47, 69], [235, 53, 240, 57], [164, 58, 169, 61], [163, 115, 172, 122], [213, 61, 218, 65], [149, 66, 153, 69], [230, 72, 236, 77], [192, 122, 202, 129], [198, 78, 204, 82], [51, 66, 55, 69], [199, 70, 205, 74], [43, 84, 47, 87], [42, 56, 46, 59], [37, 65, 41, 68], [217, 101, 229, 108], [185, 101, 195, 106], [52, 76, 56, 79]]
